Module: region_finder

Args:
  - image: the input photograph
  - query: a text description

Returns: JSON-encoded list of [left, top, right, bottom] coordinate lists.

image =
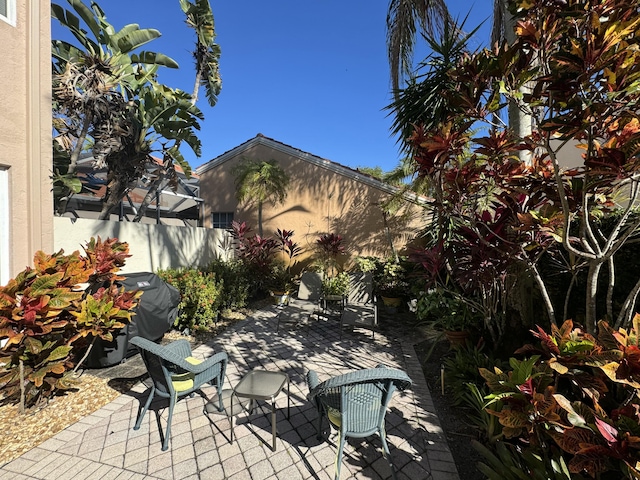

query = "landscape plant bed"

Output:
[[414, 337, 484, 480]]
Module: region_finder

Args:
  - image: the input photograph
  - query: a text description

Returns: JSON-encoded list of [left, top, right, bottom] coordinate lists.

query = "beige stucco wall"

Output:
[[54, 217, 231, 273], [199, 141, 426, 265], [0, 0, 53, 284]]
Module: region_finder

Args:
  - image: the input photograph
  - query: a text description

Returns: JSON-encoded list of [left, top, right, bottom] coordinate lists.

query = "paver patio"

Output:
[[0, 306, 460, 480]]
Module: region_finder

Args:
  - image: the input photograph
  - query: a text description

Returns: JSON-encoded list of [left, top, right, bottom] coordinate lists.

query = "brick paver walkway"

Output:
[[0, 306, 459, 480]]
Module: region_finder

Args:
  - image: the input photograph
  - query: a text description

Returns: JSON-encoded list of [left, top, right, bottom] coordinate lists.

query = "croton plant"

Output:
[[0, 237, 141, 409], [480, 318, 640, 478]]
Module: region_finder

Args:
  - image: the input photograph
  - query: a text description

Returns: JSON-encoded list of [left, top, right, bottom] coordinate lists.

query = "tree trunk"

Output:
[[99, 174, 128, 220], [585, 261, 603, 333], [56, 115, 92, 215], [382, 210, 399, 262], [258, 201, 263, 237], [615, 277, 640, 329], [133, 172, 163, 222]]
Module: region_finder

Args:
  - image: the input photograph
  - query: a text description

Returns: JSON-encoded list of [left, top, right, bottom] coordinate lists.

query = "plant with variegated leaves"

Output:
[[478, 318, 640, 478], [0, 237, 140, 410]]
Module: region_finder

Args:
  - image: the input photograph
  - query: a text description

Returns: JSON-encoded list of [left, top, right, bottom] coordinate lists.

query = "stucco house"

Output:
[[0, 0, 53, 285], [196, 134, 427, 264]]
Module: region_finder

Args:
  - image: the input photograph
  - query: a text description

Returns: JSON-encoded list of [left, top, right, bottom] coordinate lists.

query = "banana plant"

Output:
[[51, 0, 192, 218], [133, 0, 222, 222]]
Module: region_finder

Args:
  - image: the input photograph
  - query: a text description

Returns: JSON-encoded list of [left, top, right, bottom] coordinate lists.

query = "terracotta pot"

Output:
[[444, 330, 470, 348], [380, 296, 402, 307]]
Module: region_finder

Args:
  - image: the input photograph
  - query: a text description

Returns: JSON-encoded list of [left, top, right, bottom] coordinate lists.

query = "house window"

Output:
[[212, 212, 234, 229], [0, 0, 16, 26]]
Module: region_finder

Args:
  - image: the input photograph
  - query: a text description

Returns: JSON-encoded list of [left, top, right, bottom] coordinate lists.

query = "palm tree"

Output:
[[133, 0, 222, 222], [232, 159, 290, 237], [386, 0, 529, 156], [386, 0, 453, 96]]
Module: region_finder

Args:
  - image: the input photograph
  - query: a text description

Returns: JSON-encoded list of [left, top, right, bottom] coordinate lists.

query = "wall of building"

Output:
[[199, 141, 426, 264], [53, 217, 231, 274], [0, 1, 53, 282]]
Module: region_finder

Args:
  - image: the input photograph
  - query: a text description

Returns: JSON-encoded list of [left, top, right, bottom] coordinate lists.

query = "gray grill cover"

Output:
[[85, 272, 180, 368]]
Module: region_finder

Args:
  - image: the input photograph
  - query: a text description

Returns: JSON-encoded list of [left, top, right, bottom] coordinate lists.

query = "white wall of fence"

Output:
[[53, 217, 232, 273]]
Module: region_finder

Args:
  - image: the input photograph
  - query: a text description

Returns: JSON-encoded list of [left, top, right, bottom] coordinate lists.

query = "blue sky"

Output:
[[52, 0, 492, 172]]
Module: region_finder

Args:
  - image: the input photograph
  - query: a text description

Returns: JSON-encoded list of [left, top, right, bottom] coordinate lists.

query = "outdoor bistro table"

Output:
[[322, 294, 345, 318], [233, 369, 290, 451]]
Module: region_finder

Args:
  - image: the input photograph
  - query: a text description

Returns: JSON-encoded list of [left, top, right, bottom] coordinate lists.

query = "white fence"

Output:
[[53, 217, 232, 273]]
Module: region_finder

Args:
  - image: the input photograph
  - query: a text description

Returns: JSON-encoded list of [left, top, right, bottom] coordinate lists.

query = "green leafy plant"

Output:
[[374, 258, 409, 298], [206, 258, 250, 311], [416, 288, 480, 331], [478, 318, 640, 478], [322, 272, 350, 297], [0, 237, 140, 410], [157, 268, 222, 333]]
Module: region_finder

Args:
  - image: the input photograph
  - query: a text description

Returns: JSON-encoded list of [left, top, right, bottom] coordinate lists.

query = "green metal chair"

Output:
[[306, 365, 412, 480], [130, 336, 228, 451]]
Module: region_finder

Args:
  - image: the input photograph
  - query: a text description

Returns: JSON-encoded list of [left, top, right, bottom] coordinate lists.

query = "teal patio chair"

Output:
[[306, 365, 412, 480], [130, 336, 228, 451]]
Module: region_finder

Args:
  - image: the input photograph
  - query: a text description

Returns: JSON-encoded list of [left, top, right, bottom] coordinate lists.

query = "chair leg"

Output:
[[162, 395, 176, 451], [335, 432, 346, 480], [134, 385, 155, 430], [315, 407, 323, 440], [379, 427, 398, 480]]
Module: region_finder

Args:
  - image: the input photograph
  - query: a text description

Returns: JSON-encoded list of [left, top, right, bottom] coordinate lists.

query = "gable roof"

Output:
[[196, 133, 399, 195]]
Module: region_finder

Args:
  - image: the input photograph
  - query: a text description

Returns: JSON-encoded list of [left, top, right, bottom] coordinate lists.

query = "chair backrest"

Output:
[[297, 271, 323, 301], [348, 272, 373, 305], [130, 336, 192, 396], [308, 366, 412, 436]]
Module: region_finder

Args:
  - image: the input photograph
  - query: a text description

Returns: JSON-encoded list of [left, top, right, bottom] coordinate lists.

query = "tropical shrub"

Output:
[[479, 318, 640, 478], [206, 258, 251, 310], [0, 237, 140, 409], [157, 268, 222, 333], [229, 221, 278, 297], [315, 233, 346, 277], [321, 272, 350, 297], [394, 0, 640, 340], [374, 258, 410, 299], [268, 229, 302, 293]]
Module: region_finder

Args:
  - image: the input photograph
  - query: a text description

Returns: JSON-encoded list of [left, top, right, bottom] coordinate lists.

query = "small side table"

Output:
[[233, 369, 290, 451], [322, 294, 345, 318]]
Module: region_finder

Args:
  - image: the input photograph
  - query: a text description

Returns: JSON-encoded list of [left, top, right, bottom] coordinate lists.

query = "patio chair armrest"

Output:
[[306, 370, 320, 400], [188, 351, 228, 374]]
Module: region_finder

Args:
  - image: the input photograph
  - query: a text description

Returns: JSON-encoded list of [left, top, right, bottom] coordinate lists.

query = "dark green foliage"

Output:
[[205, 259, 251, 310], [442, 340, 503, 407], [157, 268, 222, 333]]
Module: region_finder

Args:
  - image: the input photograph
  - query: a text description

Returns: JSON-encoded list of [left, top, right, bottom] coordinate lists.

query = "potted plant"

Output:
[[417, 288, 480, 347], [321, 271, 350, 315], [374, 259, 409, 311], [269, 262, 295, 305], [268, 229, 302, 306], [321, 271, 350, 297]]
